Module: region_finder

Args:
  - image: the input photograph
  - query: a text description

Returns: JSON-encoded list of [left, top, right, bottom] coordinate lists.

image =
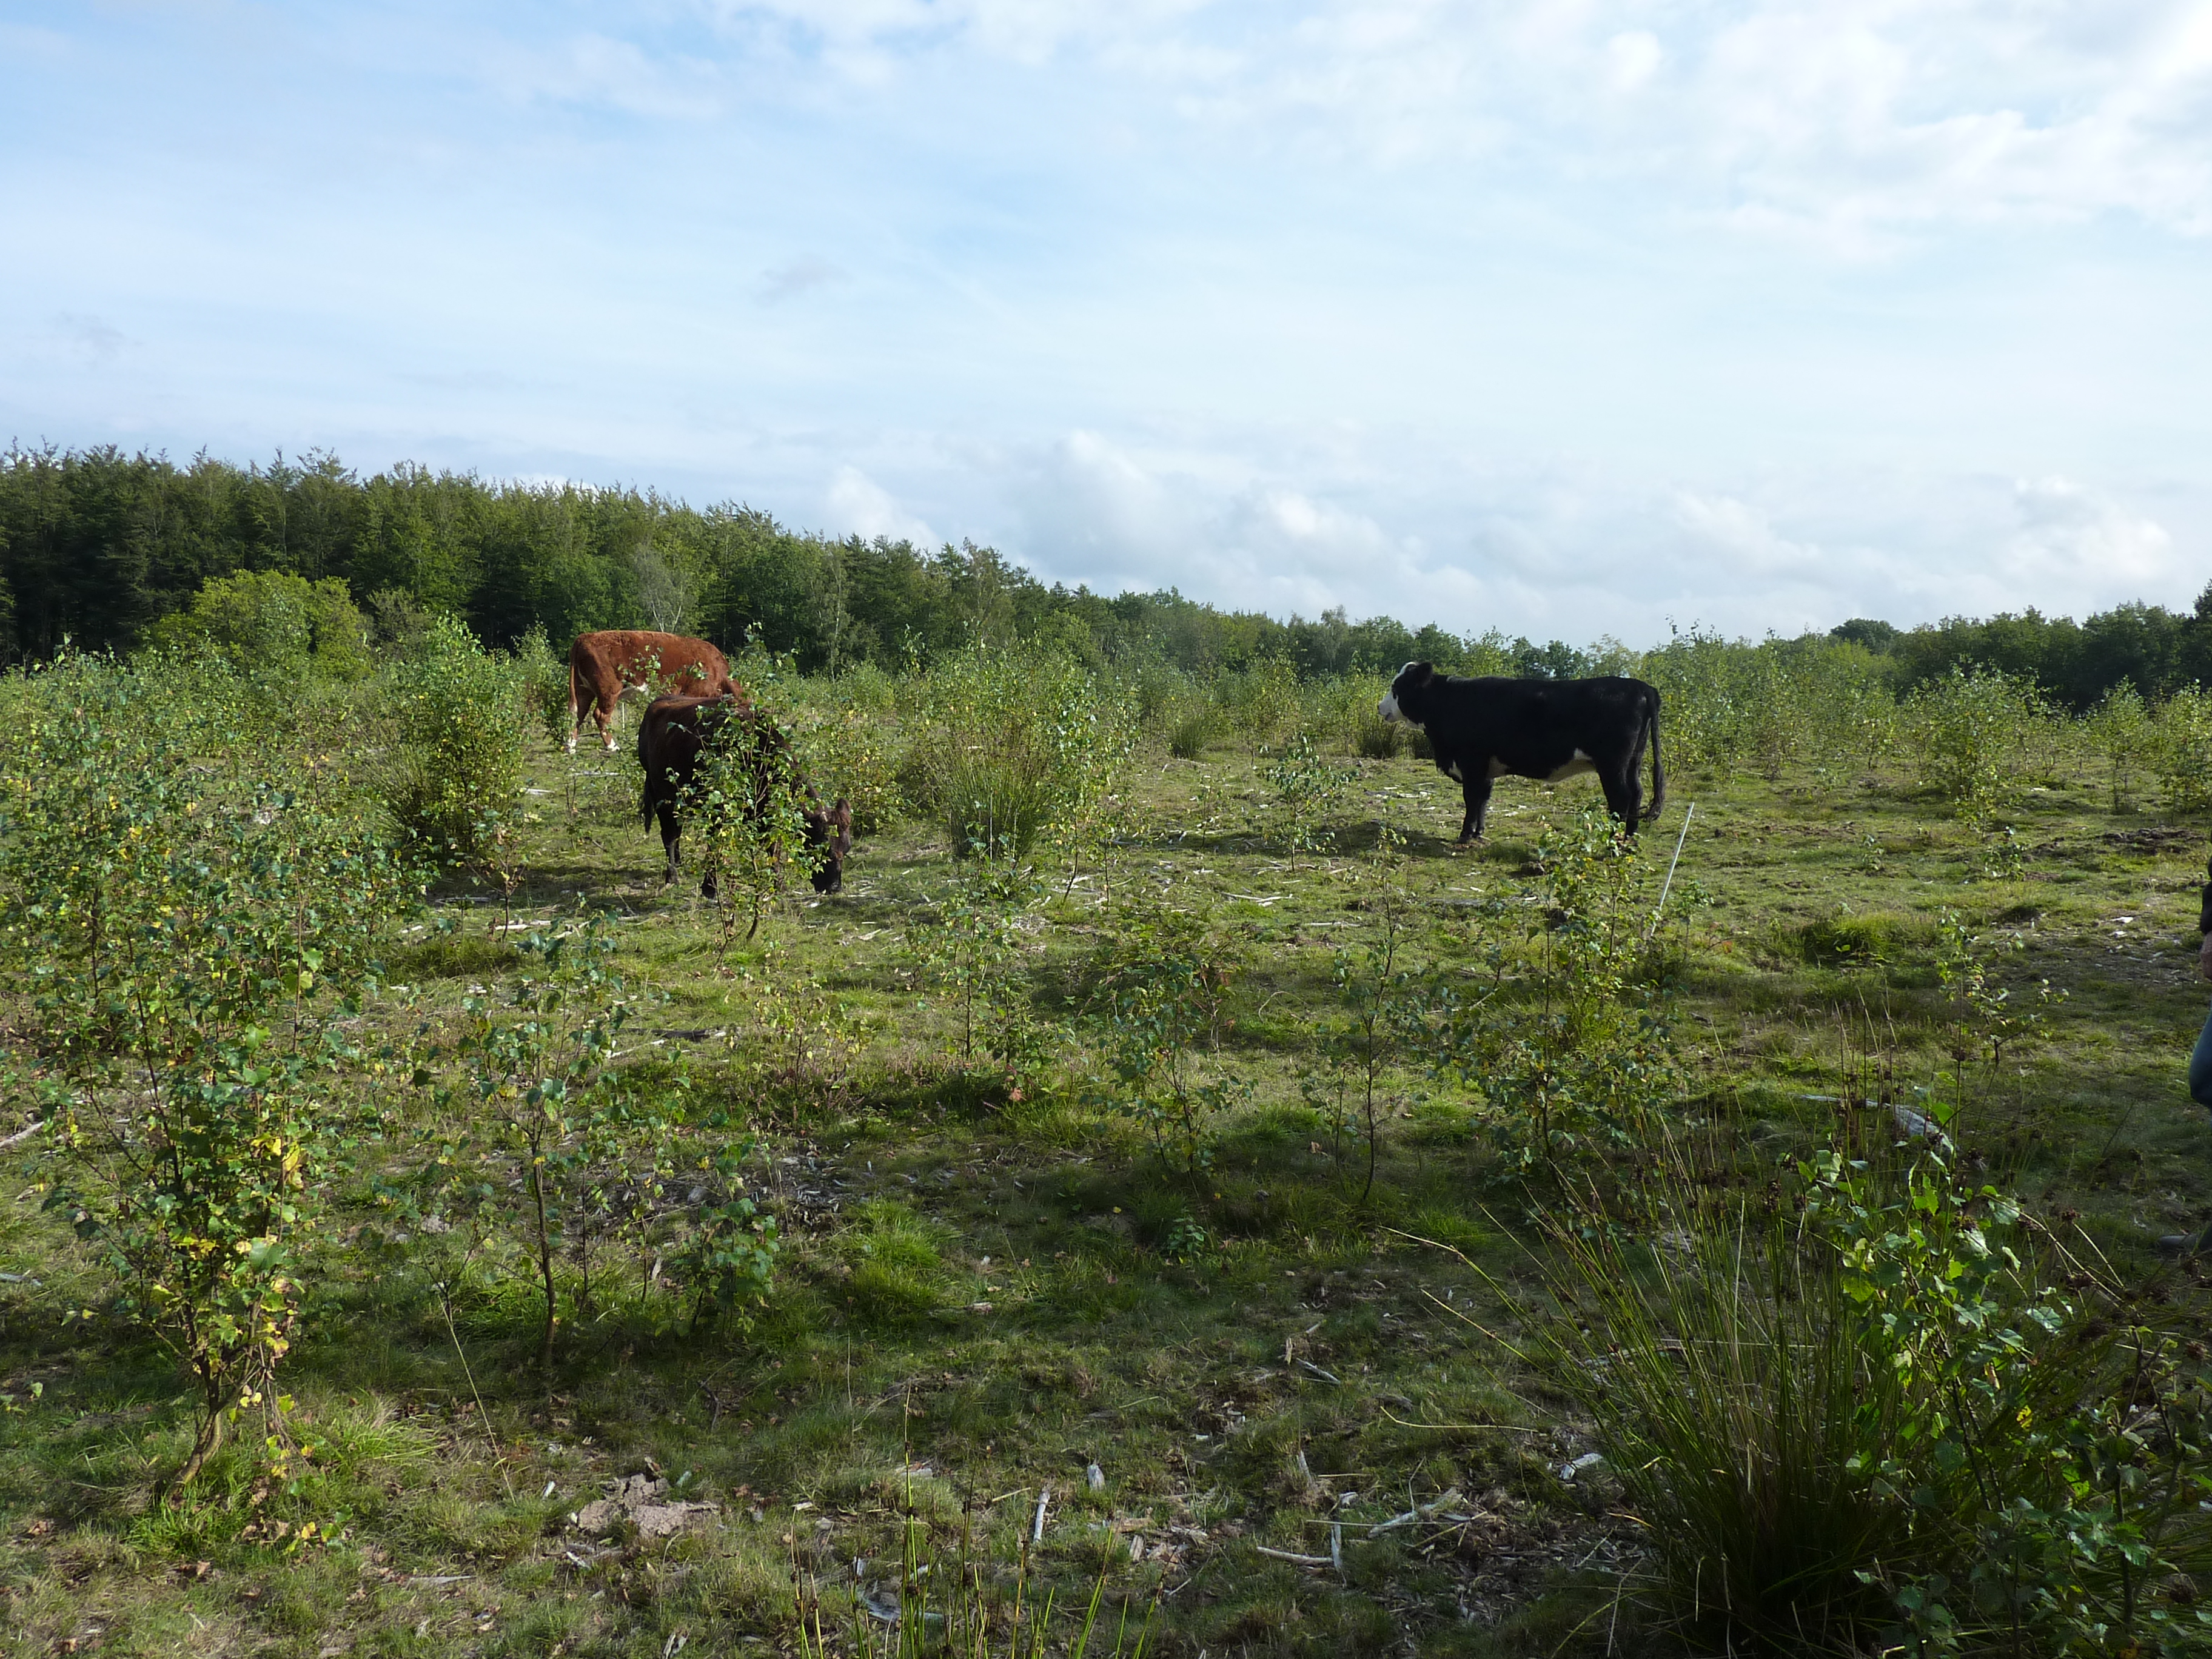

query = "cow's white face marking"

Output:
[[1377, 692, 1401, 723], [1544, 748, 1596, 783]]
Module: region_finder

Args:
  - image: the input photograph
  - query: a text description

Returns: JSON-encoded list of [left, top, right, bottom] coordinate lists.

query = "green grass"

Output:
[[6, 691, 2212, 1657]]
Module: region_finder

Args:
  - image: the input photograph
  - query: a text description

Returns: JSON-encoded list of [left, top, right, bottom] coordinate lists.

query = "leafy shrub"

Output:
[[905, 645, 1132, 859], [510, 624, 572, 749], [1903, 664, 2045, 820], [0, 651, 417, 1481], [684, 711, 824, 950], [1087, 895, 1245, 1179], [1302, 837, 1427, 1200], [147, 570, 373, 680], [1642, 627, 1897, 776], [420, 930, 776, 1348], [1261, 729, 1358, 853], [1452, 811, 1681, 1182], [1526, 1137, 2212, 1655], [383, 616, 526, 867], [2086, 682, 2151, 812], [910, 862, 1048, 1084], [1352, 699, 1407, 759], [1215, 655, 1302, 754], [791, 697, 904, 837], [363, 586, 434, 657], [2153, 685, 2212, 816]]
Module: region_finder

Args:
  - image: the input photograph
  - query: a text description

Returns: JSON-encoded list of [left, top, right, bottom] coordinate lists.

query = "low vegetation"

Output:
[[5, 580, 2212, 1656]]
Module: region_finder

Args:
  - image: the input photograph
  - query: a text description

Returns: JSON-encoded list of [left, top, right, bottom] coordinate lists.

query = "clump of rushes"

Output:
[[1494, 1126, 2212, 1655]]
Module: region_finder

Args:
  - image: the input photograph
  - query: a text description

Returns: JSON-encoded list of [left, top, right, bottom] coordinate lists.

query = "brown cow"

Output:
[[568, 630, 742, 753], [637, 694, 853, 902]]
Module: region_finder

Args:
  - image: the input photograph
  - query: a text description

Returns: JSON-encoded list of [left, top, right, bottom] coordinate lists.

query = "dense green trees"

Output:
[[0, 446, 1617, 680], [4, 444, 2207, 706]]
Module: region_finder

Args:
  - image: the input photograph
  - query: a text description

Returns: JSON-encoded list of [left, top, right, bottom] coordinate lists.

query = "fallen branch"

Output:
[[1031, 1483, 1053, 1545], [1255, 1545, 1334, 1567], [0, 1121, 43, 1152], [1320, 1488, 1466, 1535]]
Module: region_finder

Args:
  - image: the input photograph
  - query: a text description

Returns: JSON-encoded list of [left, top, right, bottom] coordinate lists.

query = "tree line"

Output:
[[2, 443, 2205, 709]]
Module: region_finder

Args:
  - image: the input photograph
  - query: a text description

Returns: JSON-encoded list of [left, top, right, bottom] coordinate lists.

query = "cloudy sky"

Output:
[[4, 1, 2210, 643]]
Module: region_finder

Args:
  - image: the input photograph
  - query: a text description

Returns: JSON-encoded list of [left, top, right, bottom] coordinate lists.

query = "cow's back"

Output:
[[1433, 674, 1657, 768], [574, 629, 739, 697], [638, 694, 727, 818]]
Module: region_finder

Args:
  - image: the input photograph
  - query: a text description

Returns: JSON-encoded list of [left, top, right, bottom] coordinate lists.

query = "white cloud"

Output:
[[2005, 475, 2176, 589], [825, 464, 939, 546], [681, 1, 2212, 241], [481, 30, 726, 118], [1605, 30, 1662, 93], [1671, 492, 1823, 578]]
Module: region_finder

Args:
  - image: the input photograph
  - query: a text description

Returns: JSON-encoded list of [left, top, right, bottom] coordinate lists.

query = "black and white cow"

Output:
[[1377, 661, 1664, 842]]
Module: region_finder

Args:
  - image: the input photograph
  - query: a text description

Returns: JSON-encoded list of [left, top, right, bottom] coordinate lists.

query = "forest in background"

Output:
[[2, 442, 2209, 706]]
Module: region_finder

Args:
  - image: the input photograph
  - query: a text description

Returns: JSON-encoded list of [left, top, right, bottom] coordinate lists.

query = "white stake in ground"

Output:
[[1646, 801, 1696, 945]]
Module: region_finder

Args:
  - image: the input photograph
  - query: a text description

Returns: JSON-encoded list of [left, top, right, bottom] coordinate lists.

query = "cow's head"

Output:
[[805, 797, 854, 893], [1379, 660, 1435, 725]]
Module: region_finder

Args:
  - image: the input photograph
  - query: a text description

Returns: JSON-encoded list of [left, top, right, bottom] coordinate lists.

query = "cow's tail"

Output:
[[568, 647, 581, 737], [1642, 689, 1666, 825]]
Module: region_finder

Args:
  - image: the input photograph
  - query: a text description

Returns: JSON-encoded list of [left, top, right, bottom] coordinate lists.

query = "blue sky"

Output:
[[4, 1, 2210, 643]]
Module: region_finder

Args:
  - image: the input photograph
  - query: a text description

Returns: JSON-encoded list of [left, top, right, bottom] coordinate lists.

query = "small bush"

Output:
[[2153, 685, 2212, 816], [147, 570, 372, 680], [383, 615, 526, 867], [1166, 698, 1222, 760], [1352, 704, 1407, 759], [1261, 730, 1357, 853], [905, 645, 1131, 859], [1903, 664, 2045, 820], [1087, 894, 1245, 1179], [2086, 682, 2151, 812], [510, 624, 571, 749], [791, 696, 904, 837], [0, 649, 417, 1482], [1215, 655, 1302, 753]]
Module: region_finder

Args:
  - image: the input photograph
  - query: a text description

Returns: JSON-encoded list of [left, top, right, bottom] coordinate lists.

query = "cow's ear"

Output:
[[831, 797, 853, 829], [1411, 661, 1436, 686]]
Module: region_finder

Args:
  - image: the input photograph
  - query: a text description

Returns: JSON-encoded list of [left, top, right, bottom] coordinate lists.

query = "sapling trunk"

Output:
[[529, 1151, 556, 1377]]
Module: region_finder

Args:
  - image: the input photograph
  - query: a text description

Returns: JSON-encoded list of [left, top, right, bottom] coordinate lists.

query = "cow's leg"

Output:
[[1458, 772, 1495, 842], [658, 805, 681, 886], [569, 688, 592, 754], [1598, 756, 1643, 833]]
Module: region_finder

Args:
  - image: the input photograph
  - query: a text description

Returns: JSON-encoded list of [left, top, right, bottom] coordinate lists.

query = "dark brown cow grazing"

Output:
[[568, 630, 742, 753], [637, 694, 853, 902]]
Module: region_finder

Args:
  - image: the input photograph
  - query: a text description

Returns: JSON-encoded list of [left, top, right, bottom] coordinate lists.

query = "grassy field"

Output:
[[4, 678, 2211, 1658]]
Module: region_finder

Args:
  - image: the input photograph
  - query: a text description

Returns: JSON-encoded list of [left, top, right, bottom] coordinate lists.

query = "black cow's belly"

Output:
[[1435, 739, 1596, 786]]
